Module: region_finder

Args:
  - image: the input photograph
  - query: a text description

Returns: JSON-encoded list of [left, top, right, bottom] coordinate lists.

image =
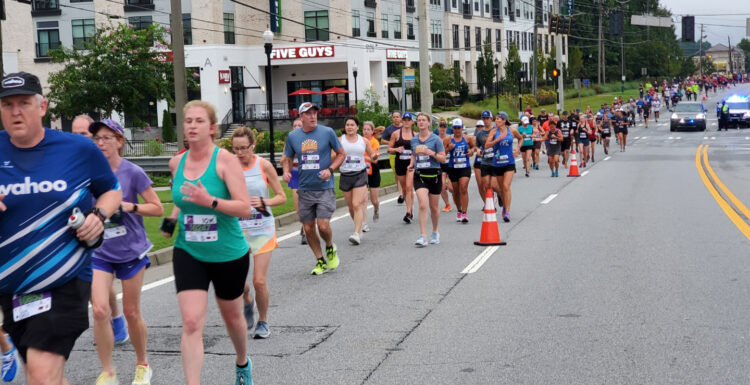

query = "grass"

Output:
[[141, 171, 397, 251]]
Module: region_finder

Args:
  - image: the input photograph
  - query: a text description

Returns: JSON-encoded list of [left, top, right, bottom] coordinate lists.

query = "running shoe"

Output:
[[414, 235, 428, 248], [403, 213, 412, 224], [254, 321, 270, 339], [244, 301, 256, 330], [132, 365, 152, 385], [503, 210, 510, 222], [300, 227, 307, 245], [397, 195, 404, 204], [311, 259, 328, 275], [456, 212, 462, 222], [96, 371, 118, 385], [112, 315, 129, 344], [348, 233, 361, 245], [362, 223, 371, 232], [461, 213, 469, 224], [442, 204, 452, 212], [430, 232, 440, 245], [525, 171, 529, 177], [373, 206, 379, 222], [1, 339, 18, 383], [235, 356, 252, 385], [326, 244, 339, 270], [551, 171, 555, 177]]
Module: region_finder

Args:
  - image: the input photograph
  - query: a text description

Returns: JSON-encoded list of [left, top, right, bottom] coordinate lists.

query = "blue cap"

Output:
[[481, 110, 493, 118], [89, 118, 125, 136], [402, 112, 414, 120], [496, 111, 509, 121]]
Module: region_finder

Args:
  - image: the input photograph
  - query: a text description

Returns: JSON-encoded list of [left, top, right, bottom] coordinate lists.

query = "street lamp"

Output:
[[517, 70, 525, 116], [263, 29, 276, 168], [352, 62, 358, 109], [494, 57, 500, 110]]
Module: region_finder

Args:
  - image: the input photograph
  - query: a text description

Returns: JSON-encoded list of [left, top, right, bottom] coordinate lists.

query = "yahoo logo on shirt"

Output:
[[0, 177, 67, 195]]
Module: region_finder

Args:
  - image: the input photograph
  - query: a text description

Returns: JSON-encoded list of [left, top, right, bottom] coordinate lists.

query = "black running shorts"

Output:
[[173, 248, 249, 300]]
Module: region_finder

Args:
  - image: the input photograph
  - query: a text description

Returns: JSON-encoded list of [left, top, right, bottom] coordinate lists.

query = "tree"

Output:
[[47, 23, 175, 127], [161, 110, 175, 142], [738, 38, 750, 73], [475, 40, 496, 98], [503, 43, 523, 93], [430, 63, 456, 95], [534, 48, 545, 83], [568, 47, 584, 80]]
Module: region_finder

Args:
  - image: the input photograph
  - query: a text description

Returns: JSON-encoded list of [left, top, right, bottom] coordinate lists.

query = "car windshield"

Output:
[[727, 102, 750, 110], [675, 104, 702, 113]]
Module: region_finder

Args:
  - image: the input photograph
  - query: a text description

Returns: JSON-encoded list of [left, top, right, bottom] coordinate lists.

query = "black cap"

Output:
[[0, 72, 43, 99]]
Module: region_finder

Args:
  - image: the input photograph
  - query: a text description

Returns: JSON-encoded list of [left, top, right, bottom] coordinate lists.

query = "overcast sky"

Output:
[[659, 0, 749, 46]]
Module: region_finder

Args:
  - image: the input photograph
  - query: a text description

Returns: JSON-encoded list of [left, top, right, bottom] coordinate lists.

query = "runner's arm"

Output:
[[261, 158, 287, 207], [123, 186, 163, 217], [192, 150, 251, 218], [387, 132, 401, 154]]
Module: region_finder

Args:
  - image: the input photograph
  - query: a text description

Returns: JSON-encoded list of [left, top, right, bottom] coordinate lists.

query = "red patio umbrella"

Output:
[[320, 87, 351, 94], [288, 88, 320, 96]]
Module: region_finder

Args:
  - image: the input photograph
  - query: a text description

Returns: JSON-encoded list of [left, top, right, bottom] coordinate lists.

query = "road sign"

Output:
[[583, 79, 590, 87], [403, 68, 416, 89], [641, 67, 647, 76], [574, 79, 581, 90], [631, 15, 673, 28]]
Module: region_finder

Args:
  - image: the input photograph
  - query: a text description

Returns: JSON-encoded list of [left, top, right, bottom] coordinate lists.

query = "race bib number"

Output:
[[345, 155, 362, 165], [495, 154, 509, 165], [562, 130, 569, 138], [184, 214, 218, 242], [301, 154, 320, 170], [13, 292, 51, 322], [523, 134, 532, 142], [239, 210, 264, 230], [103, 225, 127, 240], [483, 149, 494, 159], [399, 150, 412, 160], [550, 139, 558, 145], [453, 157, 468, 168], [416, 155, 431, 169], [579, 131, 587, 139]]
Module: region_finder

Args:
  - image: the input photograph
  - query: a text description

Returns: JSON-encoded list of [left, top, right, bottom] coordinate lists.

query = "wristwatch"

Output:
[[91, 208, 107, 223], [132, 204, 139, 213], [211, 198, 219, 210], [328, 167, 334, 174]]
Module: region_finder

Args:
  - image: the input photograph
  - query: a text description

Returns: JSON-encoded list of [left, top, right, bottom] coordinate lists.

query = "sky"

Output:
[[660, 0, 749, 46]]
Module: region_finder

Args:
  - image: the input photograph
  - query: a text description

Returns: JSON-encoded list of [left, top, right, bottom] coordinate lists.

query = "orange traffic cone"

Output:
[[568, 147, 580, 177], [474, 189, 507, 246]]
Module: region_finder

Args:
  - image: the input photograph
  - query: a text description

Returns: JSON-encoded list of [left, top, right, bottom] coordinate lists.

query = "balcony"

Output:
[[31, 0, 61, 16], [364, 0, 376, 8], [35, 41, 61, 62], [406, 0, 415, 13], [462, 2, 472, 19], [124, 0, 155, 12]]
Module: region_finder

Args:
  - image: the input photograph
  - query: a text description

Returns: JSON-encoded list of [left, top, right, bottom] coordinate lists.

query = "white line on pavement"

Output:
[[115, 276, 176, 300], [676, 137, 681, 140], [668, 136, 674, 139], [461, 246, 499, 274], [642, 136, 648, 139], [635, 136, 640, 139], [704, 137, 709, 139], [604, 156, 611, 161], [746, 137, 749, 140], [581, 170, 590, 177], [711, 137, 716, 140], [541, 194, 558, 204]]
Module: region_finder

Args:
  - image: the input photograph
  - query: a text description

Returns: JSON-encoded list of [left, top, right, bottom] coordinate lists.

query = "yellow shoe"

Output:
[[131, 365, 152, 385], [96, 371, 118, 385]]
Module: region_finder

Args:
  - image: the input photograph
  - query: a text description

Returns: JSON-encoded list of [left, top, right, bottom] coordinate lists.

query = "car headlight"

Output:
[[671, 113, 679, 120], [743, 112, 750, 118], [696, 113, 705, 120]]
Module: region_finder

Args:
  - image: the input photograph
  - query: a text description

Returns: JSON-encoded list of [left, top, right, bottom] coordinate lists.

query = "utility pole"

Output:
[[620, 35, 624, 93], [699, 24, 704, 78], [597, 0, 603, 84], [417, 0, 432, 113], [556, 34, 564, 113], [728, 36, 732, 74], [170, 0, 187, 149], [532, 2, 538, 97]]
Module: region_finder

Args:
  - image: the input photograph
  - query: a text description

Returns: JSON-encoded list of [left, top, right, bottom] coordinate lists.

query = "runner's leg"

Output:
[[121, 267, 149, 366], [92, 270, 116, 375], [178, 290, 208, 385]]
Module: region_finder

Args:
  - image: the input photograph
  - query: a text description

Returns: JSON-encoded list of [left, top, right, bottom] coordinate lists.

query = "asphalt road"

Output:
[[9, 85, 750, 384]]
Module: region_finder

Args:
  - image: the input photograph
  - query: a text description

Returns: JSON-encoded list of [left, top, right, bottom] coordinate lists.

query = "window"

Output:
[[562, 35, 566, 55], [475, 27, 481, 51], [496, 29, 501, 51], [516, 0, 520, 17], [382, 13, 389, 38], [430, 0, 441, 5], [515, 31, 520, 48], [430, 20, 442, 48], [464, 26, 470, 51], [406, 0, 415, 12], [71, 18, 94, 49], [366, 12, 375, 37], [545, 34, 549, 53], [224, 13, 235, 44], [452, 24, 459, 49], [304, 10, 329, 41], [485, 28, 491, 49], [393, 16, 401, 39], [32, 0, 59, 11], [452, 0, 457, 8], [37, 26, 60, 57], [485, 3, 489, 13], [474, 1, 478, 11], [128, 16, 152, 31], [506, 30, 511, 50], [522, 30, 526, 50], [183, 14, 192, 45], [407, 17, 415, 39], [352, 11, 360, 37]]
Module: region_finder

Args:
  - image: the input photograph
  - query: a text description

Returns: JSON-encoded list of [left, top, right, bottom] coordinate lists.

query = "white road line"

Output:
[[581, 170, 590, 177], [746, 137, 749, 140], [668, 136, 674, 139], [461, 246, 499, 274], [541, 194, 558, 204], [635, 136, 640, 139], [641, 136, 648, 139], [711, 137, 716, 140], [704, 136, 709, 139], [604, 156, 611, 161], [676, 137, 681, 140], [115, 276, 176, 300]]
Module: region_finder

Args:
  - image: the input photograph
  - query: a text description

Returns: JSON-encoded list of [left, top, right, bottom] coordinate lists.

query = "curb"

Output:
[[147, 182, 400, 266]]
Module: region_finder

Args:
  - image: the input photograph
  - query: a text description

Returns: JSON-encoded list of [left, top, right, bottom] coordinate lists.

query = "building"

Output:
[[704, 43, 746, 75], [6, 0, 567, 131]]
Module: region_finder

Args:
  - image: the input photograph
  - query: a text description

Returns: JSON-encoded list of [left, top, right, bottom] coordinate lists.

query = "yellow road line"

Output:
[[702, 146, 750, 220], [695, 145, 750, 241]]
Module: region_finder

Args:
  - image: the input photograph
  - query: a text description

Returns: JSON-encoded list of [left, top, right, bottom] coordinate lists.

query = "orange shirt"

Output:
[[365, 137, 380, 175]]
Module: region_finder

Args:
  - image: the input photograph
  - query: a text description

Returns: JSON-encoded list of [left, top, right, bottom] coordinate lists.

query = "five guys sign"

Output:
[[270, 46, 335, 60]]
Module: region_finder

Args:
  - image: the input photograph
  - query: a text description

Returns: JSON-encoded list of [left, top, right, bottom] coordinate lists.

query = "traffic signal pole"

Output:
[[556, 34, 565, 113]]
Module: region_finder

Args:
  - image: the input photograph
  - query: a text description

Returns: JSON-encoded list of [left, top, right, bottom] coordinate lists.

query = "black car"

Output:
[[670, 102, 706, 131]]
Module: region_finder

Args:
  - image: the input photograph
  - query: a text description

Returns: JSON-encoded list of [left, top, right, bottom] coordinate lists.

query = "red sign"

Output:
[[270, 46, 335, 60], [386, 49, 407, 60], [218, 70, 231, 84]]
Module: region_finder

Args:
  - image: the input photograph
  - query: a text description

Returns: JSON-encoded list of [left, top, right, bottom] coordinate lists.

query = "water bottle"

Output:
[[68, 207, 101, 248]]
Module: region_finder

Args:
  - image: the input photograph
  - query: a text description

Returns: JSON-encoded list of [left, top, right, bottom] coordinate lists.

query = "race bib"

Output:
[[103, 225, 127, 240], [454, 157, 468, 168], [13, 292, 51, 322], [345, 155, 362, 164], [399, 150, 412, 160], [523, 134, 532, 142], [579, 131, 587, 139], [301, 154, 320, 170], [550, 139, 558, 145], [416, 155, 431, 169], [562, 130, 570, 138], [184, 214, 218, 242], [495, 153, 509, 165], [239, 209, 264, 230], [483, 149, 494, 159]]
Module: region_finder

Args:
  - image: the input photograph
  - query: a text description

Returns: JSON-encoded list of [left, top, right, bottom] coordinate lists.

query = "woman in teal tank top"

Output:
[[166, 100, 254, 385]]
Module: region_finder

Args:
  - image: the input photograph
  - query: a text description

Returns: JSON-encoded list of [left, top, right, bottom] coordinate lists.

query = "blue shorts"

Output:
[[288, 169, 300, 189], [92, 256, 151, 280], [578, 138, 590, 146]]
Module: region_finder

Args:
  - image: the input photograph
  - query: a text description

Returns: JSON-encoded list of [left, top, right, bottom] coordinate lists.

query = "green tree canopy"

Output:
[[503, 43, 523, 93], [430, 63, 457, 95], [48, 23, 175, 127], [475, 41, 496, 97]]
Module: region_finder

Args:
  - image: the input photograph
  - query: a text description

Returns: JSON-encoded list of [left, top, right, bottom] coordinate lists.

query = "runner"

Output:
[[543, 120, 563, 177], [408, 113, 446, 246], [652, 94, 661, 123], [282, 102, 345, 275], [282, 119, 307, 245], [89, 119, 163, 385], [643, 93, 652, 128], [0, 330, 18, 382], [517, 116, 534, 177], [588, 113, 598, 163], [614, 109, 628, 152], [362, 122, 382, 226], [576, 115, 592, 167], [388, 112, 415, 224], [443, 118, 476, 223], [559, 111, 572, 168], [381, 111, 404, 204], [436, 120, 453, 212], [71, 114, 94, 138], [473, 111, 493, 205], [167, 100, 254, 385], [231, 126, 287, 340], [338, 116, 377, 245], [485, 112, 523, 222], [531, 116, 545, 170], [0, 72, 122, 384]]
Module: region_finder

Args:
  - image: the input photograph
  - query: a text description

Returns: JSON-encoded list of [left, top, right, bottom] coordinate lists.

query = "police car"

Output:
[[670, 102, 706, 131], [723, 95, 750, 128]]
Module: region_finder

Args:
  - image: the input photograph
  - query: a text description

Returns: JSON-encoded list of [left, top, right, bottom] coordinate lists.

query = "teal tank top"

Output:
[[172, 146, 249, 262]]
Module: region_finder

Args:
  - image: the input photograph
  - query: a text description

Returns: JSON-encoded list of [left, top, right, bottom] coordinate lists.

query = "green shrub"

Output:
[[145, 139, 163, 156], [161, 110, 175, 142], [458, 103, 483, 119]]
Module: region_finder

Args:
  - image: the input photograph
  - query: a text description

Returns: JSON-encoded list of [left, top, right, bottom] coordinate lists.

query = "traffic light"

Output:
[[552, 68, 561, 79], [549, 14, 558, 34], [559, 16, 570, 34], [682, 16, 695, 42]]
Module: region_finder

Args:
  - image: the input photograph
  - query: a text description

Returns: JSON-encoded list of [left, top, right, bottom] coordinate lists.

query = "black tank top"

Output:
[[395, 127, 413, 151]]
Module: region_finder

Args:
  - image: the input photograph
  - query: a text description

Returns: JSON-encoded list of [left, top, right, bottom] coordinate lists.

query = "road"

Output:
[[12, 86, 750, 384]]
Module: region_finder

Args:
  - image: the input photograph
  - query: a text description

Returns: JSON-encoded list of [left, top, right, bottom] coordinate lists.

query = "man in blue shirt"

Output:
[[0, 72, 121, 384], [283, 102, 345, 275]]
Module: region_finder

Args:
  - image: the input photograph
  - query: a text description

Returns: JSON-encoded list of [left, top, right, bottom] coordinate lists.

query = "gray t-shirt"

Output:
[[410, 133, 445, 170], [284, 124, 341, 191]]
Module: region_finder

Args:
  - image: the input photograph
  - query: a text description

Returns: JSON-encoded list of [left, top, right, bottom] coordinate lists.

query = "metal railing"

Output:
[[32, 0, 58, 10], [123, 140, 178, 157], [245, 104, 356, 121]]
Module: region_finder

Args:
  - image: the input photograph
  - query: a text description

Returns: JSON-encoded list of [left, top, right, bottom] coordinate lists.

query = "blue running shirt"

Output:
[[283, 124, 341, 191], [0, 129, 119, 294]]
